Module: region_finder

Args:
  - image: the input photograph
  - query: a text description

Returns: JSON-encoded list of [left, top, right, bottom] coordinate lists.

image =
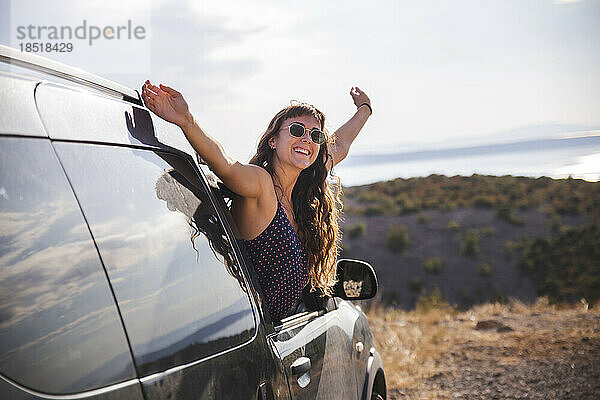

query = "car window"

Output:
[[53, 143, 256, 376], [0, 137, 136, 394]]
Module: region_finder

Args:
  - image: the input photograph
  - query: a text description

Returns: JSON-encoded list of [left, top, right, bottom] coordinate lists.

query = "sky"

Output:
[[2, 0, 600, 163]]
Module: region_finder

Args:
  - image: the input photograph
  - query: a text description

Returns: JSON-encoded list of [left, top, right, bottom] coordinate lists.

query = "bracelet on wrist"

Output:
[[358, 102, 372, 115]]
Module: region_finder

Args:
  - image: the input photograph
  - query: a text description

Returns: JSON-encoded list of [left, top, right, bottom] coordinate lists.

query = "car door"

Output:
[[0, 136, 143, 400], [34, 78, 293, 399], [269, 299, 360, 400], [51, 141, 294, 399]]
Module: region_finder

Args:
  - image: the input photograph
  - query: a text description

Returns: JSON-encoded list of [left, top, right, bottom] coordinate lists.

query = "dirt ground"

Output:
[[366, 299, 600, 399]]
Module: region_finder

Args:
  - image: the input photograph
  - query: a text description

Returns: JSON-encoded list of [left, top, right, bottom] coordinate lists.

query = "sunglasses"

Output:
[[284, 122, 327, 145]]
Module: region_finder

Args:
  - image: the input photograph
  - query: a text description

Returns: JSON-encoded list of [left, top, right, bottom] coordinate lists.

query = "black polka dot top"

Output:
[[244, 201, 308, 322]]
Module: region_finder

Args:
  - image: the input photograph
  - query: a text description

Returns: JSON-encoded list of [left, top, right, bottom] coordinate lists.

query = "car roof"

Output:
[[0, 45, 198, 161], [0, 45, 141, 105]]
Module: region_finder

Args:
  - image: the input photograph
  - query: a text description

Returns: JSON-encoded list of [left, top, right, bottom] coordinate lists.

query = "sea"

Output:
[[335, 135, 600, 187]]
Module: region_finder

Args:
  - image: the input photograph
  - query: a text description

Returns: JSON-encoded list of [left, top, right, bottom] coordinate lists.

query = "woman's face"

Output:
[[269, 114, 322, 172]]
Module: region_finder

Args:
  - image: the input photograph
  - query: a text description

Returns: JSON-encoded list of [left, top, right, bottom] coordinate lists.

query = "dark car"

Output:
[[0, 45, 386, 400]]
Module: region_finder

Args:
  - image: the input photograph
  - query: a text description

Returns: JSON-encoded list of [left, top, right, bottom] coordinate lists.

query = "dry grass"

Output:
[[365, 297, 600, 399]]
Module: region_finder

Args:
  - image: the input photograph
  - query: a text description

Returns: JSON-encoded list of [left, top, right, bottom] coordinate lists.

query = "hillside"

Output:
[[339, 174, 599, 309]]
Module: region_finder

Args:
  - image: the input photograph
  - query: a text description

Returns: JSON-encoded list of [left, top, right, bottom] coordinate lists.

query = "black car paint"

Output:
[[0, 69, 384, 400], [0, 138, 137, 394]]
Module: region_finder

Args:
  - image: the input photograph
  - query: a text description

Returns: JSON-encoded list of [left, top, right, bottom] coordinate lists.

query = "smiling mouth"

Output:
[[293, 147, 310, 156]]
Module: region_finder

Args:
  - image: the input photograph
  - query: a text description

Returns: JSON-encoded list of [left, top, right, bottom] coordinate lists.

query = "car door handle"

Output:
[[290, 356, 311, 376], [258, 382, 274, 400]]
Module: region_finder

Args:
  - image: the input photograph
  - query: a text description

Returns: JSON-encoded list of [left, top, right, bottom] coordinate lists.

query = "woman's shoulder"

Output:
[[250, 164, 272, 181], [230, 167, 277, 240], [244, 165, 275, 198]]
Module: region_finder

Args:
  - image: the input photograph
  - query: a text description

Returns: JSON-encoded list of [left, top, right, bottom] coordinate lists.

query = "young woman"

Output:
[[141, 81, 371, 321]]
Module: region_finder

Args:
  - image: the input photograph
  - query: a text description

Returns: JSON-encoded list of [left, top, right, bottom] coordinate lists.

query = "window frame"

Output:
[[197, 164, 338, 332], [170, 150, 261, 333], [198, 165, 279, 331]]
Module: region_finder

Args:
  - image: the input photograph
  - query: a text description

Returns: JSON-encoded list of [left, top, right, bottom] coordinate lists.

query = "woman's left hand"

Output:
[[350, 86, 371, 109]]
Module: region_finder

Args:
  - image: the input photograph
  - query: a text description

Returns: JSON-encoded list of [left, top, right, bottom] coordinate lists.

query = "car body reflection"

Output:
[[0, 138, 135, 394], [52, 142, 256, 377]]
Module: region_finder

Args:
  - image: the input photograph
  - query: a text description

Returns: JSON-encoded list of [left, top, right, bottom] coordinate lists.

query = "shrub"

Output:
[[446, 220, 461, 232], [396, 196, 418, 214], [458, 290, 473, 309], [473, 195, 494, 208], [440, 202, 457, 211], [381, 291, 398, 306], [496, 204, 525, 226], [504, 239, 516, 254], [409, 277, 422, 292], [416, 287, 454, 314], [363, 204, 386, 216], [491, 288, 508, 304], [346, 222, 366, 239], [423, 257, 443, 274], [517, 222, 600, 304], [386, 224, 410, 253], [417, 212, 432, 224], [481, 226, 494, 236], [478, 263, 492, 276], [460, 229, 480, 257], [546, 212, 562, 233]]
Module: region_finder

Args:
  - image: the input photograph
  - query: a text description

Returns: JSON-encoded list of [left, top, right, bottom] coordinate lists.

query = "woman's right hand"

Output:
[[141, 80, 193, 128]]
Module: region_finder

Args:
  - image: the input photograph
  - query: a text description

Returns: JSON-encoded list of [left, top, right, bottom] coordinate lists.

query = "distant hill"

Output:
[[340, 174, 599, 309]]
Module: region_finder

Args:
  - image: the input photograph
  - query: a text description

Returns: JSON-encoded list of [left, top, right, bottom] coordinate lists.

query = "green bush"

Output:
[[423, 257, 443, 274], [409, 277, 422, 292], [416, 287, 454, 314], [504, 239, 516, 253], [458, 290, 473, 309], [417, 212, 432, 224], [481, 226, 494, 236], [396, 195, 418, 214], [460, 229, 480, 257], [381, 291, 398, 307], [478, 263, 492, 276], [546, 212, 562, 233], [496, 204, 525, 226], [363, 204, 385, 216], [346, 222, 366, 239], [473, 195, 494, 208], [446, 220, 461, 232], [517, 222, 600, 304], [386, 224, 410, 253], [490, 288, 508, 304]]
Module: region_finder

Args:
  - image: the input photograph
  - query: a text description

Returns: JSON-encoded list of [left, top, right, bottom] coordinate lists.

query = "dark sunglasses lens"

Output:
[[289, 123, 305, 138], [311, 129, 326, 145]]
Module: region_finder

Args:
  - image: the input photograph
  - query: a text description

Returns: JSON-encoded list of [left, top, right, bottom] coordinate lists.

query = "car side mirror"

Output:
[[334, 259, 378, 300]]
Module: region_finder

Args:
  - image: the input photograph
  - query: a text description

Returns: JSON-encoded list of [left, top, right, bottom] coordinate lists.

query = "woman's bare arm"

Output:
[[328, 86, 372, 169], [142, 81, 270, 198]]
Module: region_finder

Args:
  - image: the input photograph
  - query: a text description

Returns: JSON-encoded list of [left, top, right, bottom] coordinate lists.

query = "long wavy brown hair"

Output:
[[249, 102, 342, 296]]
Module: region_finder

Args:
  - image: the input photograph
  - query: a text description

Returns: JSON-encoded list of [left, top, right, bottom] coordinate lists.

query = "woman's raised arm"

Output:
[[328, 86, 372, 169], [141, 81, 270, 198]]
